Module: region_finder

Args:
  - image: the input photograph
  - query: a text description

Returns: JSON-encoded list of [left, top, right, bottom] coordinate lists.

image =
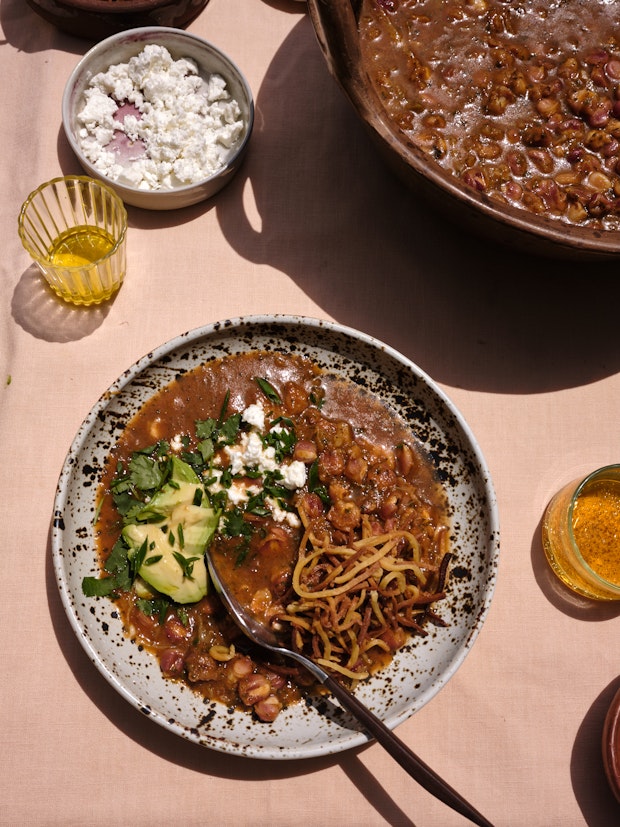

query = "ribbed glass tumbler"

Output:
[[18, 175, 127, 306]]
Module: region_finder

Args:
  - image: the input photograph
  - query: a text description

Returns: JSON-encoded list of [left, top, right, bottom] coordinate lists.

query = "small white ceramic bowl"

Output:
[[62, 27, 254, 210]]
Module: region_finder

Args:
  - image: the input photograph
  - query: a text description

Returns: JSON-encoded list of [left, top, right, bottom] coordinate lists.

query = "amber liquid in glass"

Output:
[[48, 225, 115, 268], [572, 478, 620, 587]]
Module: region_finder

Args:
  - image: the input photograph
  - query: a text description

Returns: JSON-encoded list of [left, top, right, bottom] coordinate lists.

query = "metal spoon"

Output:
[[206, 551, 495, 827]]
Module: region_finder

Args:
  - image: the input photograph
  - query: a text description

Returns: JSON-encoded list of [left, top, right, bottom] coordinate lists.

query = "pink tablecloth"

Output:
[[2, 1, 619, 825]]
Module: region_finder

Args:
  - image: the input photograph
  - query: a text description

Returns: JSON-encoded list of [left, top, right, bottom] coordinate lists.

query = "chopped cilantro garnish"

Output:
[[82, 536, 133, 596], [222, 506, 253, 539], [309, 390, 324, 409], [92, 497, 104, 526], [136, 597, 169, 623], [196, 418, 218, 439], [219, 467, 233, 488], [245, 490, 271, 517], [81, 575, 118, 597], [197, 438, 214, 462], [130, 538, 149, 578], [218, 390, 230, 425], [262, 421, 296, 462], [219, 413, 242, 445], [128, 453, 167, 490], [308, 461, 330, 505]]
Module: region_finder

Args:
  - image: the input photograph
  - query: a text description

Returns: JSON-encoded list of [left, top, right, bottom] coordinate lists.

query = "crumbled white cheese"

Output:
[[227, 481, 260, 506], [76, 44, 245, 190], [225, 431, 278, 476], [210, 402, 308, 525], [170, 433, 184, 452], [242, 402, 265, 431], [266, 498, 301, 528], [206, 468, 259, 506], [279, 460, 307, 491]]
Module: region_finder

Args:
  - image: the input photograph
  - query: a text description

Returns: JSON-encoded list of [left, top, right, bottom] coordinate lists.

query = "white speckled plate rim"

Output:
[[51, 314, 500, 760]]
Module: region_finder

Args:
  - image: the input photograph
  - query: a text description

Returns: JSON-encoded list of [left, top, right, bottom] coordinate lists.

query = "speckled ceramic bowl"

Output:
[[51, 315, 499, 759], [27, 0, 210, 40], [62, 27, 254, 210], [307, 0, 620, 260]]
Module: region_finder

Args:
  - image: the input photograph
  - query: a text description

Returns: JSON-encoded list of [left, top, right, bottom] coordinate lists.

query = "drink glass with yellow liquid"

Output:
[[18, 176, 127, 306], [542, 464, 620, 600]]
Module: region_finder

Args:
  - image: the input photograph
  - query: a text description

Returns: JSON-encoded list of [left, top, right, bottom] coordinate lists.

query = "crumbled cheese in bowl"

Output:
[[76, 44, 245, 191]]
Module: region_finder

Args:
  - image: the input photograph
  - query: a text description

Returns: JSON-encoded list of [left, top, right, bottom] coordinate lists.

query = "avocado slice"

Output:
[[122, 457, 218, 604]]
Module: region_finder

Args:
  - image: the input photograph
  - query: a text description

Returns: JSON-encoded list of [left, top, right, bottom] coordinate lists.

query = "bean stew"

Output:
[[359, 0, 620, 228], [91, 351, 450, 722]]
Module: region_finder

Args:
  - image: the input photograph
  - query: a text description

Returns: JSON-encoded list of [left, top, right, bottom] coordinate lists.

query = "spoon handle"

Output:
[[323, 675, 495, 827]]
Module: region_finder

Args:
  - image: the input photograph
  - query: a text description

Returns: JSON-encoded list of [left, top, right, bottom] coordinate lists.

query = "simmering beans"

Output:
[[359, 0, 620, 228]]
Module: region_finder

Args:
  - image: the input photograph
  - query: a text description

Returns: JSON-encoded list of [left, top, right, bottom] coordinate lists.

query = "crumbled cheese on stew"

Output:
[[216, 403, 306, 528], [170, 433, 184, 452], [76, 44, 244, 190], [226, 431, 278, 476]]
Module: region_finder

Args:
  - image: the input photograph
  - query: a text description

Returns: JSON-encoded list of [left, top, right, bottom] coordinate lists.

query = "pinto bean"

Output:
[[254, 695, 283, 723], [298, 492, 325, 519], [282, 382, 309, 414], [395, 443, 416, 477], [230, 655, 254, 680], [367, 463, 397, 491], [344, 453, 368, 484], [238, 673, 272, 706], [160, 648, 186, 678], [328, 499, 362, 532], [318, 449, 346, 480], [164, 614, 192, 643], [328, 479, 352, 502], [293, 439, 318, 464]]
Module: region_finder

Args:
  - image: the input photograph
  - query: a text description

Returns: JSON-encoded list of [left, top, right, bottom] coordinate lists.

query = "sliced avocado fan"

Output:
[[122, 456, 218, 604]]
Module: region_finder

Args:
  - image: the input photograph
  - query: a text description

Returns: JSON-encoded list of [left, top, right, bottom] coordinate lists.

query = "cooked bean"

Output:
[[254, 695, 282, 723], [318, 449, 346, 480], [359, 0, 620, 228], [293, 439, 318, 464], [328, 499, 362, 532], [344, 446, 368, 483], [282, 382, 309, 414], [230, 655, 254, 680], [238, 673, 272, 706], [159, 648, 186, 678]]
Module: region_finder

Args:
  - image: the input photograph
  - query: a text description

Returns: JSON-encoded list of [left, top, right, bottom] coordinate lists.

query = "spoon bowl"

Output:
[[206, 549, 494, 827]]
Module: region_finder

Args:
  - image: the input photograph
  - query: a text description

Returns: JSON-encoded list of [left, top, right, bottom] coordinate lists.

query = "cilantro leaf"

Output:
[[136, 597, 169, 623], [308, 461, 330, 505], [82, 576, 118, 597], [128, 453, 167, 491], [262, 422, 296, 462], [197, 437, 214, 462], [195, 418, 217, 439], [222, 507, 253, 539], [219, 413, 242, 445]]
